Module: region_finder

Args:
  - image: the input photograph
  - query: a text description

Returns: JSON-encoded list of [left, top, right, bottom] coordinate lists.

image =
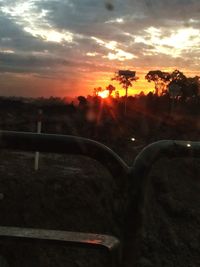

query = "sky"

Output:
[[0, 0, 200, 97]]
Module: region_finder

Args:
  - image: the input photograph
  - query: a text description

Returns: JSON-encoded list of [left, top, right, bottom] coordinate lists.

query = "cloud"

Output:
[[0, 0, 200, 96], [134, 26, 200, 58], [0, 51, 69, 74]]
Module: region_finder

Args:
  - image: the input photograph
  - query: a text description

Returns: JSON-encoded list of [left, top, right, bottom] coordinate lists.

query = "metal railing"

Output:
[[0, 131, 124, 267], [0, 131, 200, 266], [0, 226, 120, 267], [0, 131, 129, 181], [123, 140, 200, 265]]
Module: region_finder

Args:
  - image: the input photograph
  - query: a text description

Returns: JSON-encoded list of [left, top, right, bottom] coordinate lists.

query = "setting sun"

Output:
[[98, 90, 109, 98], [0, 0, 200, 98]]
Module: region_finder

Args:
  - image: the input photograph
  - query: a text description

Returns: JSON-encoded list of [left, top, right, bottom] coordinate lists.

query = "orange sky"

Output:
[[1, 67, 199, 98], [85, 68, 200, 97], [0, 1, 200, 98], [87, 73, 154, 96]]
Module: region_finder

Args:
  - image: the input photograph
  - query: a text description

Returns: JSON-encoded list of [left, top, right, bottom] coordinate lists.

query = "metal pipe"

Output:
[[0, 130, 129, 181], [0, 131, 125, 266], [1, 131, 200, 266], [122, 140, 200, 265], [0, 226, 121, 267], [130, 139, 200, 201]]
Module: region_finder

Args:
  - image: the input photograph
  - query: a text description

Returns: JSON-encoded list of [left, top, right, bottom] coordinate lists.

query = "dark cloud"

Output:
[[38, 0, 200, 30], [0, 0, 200, 96], [0, 51, 71, 74]]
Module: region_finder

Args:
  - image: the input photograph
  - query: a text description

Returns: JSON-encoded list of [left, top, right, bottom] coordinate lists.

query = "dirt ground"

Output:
[[138, 158, 200, 267], [0, 150, 199, 267], [0, 151, 122, 267]]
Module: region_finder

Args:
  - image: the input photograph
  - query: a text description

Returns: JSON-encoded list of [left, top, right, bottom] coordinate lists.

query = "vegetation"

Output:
[[0, 69, 199, 158], [0, 69, 199, 267], [112, 70, 138, 114]]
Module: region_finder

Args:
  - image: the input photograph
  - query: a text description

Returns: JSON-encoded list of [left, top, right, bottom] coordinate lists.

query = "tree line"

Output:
[[93, 69, 200, 100]]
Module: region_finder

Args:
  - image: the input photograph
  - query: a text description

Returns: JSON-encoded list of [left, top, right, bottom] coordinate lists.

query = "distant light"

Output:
[[131, 138, 136, 142], [187, 143, 191, 147]]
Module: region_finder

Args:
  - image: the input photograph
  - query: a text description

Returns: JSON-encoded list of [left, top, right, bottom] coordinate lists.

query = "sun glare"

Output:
[[98, 90, 109, 98]]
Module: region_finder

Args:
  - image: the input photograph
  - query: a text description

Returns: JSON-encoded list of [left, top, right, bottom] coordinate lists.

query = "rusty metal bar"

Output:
[[0, 226, 121, 266]]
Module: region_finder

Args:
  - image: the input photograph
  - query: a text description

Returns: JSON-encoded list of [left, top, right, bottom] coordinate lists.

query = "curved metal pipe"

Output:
[[0, 226, 121, 267], [0, 130, 129, 181], [129, 139, 200, 227], [130, 140, 200, 198], [1, 131, 200, 266], [1, 132, 200, 211], [123, 140, 200, 265]]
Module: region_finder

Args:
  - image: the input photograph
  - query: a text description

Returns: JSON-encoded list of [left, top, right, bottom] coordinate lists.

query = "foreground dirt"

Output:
[[138, 158, 200, 267], [0, 151, 199, 267], [0, 151, 123, 267]]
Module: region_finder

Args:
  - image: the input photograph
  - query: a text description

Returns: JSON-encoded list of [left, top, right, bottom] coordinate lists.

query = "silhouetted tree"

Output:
[[112, 70, 138, 113], [77, 96, 88, 113], [170, 69, 187, 84], [182, 77, 199, 99], [106, 84, 116, 96], [93, 87, 103, 96], [145, 70, 170, 95], [77, 96, 87, 106], [115, 90, 120, 99], [168, 70, 199, 100], [112, 70, 138, 97]]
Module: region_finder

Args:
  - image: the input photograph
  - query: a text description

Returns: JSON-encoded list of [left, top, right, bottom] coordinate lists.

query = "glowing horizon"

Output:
[[0, 0, 200, 97]]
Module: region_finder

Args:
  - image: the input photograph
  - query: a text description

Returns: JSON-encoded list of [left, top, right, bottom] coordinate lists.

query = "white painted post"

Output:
[[34, 109, 43, 171]]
